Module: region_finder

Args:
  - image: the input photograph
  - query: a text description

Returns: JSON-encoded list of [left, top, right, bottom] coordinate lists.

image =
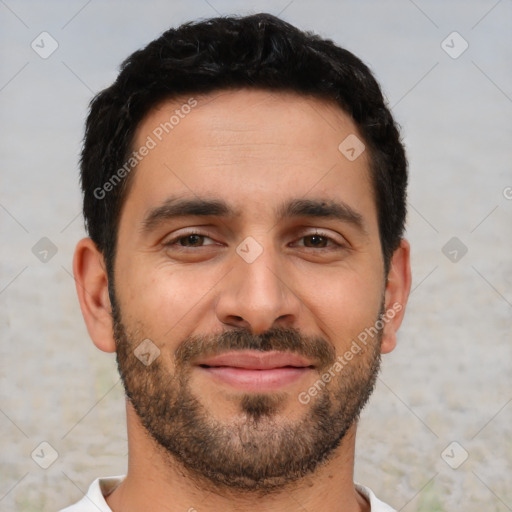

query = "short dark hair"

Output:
[[80, 12, 407, 280]]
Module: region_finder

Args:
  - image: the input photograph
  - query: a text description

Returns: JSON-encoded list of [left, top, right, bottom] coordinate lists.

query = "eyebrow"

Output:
[[140, 197, 236, 234], [140, 196, 367, 235], [276, 198, 366, 233]]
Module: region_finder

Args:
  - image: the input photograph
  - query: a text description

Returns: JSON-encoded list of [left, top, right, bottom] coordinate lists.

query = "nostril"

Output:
[[224, 315, 246, 326]]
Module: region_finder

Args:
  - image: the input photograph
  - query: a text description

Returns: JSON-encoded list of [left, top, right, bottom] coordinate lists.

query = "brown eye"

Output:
[[179, 234, 205, 247], [303, 234, 329, 248], [164, 232, 217, 249], [291, 230, 346, 251]]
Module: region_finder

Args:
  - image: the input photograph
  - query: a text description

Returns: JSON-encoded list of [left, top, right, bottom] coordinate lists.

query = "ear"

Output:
[[73, 237, 116, 353], [380, 239, 412, 354]]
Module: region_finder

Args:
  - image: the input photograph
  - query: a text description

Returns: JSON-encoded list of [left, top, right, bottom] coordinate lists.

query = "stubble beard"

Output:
[[112, 298, 383, 495]]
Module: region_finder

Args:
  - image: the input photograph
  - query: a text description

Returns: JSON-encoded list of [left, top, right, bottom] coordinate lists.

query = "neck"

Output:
[[106, 401, 369, 512]]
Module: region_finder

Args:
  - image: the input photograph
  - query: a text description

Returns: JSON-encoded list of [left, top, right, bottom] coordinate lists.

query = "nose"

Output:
[[214, 243, 302, 335]]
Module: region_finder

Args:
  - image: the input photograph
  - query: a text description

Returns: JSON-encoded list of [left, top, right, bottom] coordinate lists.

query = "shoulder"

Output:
[[355, 483, 397, 512], [58, 475, 125, 512]]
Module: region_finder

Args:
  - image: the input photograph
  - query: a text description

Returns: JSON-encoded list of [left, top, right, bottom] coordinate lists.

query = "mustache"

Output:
[[174, 326, 336, 370]]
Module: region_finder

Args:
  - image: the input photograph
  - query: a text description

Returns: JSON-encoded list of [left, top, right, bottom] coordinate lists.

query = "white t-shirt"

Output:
[[58, 476, 396, 511]]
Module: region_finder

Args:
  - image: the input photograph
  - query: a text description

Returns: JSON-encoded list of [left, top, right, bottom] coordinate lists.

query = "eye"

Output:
[[162, 230, 346, 252], [164, 232, 217, 248], [301, 233, 332, 248], [293, 231, 345, 250]]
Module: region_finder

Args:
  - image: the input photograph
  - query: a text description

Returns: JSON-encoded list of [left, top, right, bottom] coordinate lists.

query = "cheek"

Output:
[[118, 262, 220, 338], [294, 265, 383, 347]]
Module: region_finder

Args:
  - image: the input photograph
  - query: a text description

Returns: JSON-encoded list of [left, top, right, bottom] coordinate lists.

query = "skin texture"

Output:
[[73, 89, 411, 512]]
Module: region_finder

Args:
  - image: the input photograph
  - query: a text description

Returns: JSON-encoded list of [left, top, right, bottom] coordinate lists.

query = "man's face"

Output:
[[112, 89, 387, 491]]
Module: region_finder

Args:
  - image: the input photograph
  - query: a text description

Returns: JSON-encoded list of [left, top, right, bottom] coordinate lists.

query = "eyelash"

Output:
[[164, 230, 345, 250]]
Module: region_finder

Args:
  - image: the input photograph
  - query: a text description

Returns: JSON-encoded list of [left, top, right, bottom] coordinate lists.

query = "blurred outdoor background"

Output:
[[1, 0, 511, 510]]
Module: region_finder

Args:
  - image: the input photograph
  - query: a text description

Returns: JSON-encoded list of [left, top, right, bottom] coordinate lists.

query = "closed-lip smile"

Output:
[[195, 350, 315, 391]]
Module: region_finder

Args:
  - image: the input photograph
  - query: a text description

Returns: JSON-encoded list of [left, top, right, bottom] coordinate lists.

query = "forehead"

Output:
[[122, 88, 376, 230]]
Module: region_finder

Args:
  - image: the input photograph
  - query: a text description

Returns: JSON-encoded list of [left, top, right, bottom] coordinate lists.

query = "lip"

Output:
[[195, 350, 315, 391], [197, 350, 315, 370]]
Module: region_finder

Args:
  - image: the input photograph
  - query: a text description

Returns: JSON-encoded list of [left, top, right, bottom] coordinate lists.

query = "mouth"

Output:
[[195, 350, 315, 391]]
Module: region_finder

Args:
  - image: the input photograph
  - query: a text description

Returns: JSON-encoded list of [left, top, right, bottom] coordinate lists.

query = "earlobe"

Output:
[[381, 239, 412, 354], [73, 237, 117, 353]]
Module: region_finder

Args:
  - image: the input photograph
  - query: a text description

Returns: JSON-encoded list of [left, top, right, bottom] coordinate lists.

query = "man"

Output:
[[64, 12, 411, 512]]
